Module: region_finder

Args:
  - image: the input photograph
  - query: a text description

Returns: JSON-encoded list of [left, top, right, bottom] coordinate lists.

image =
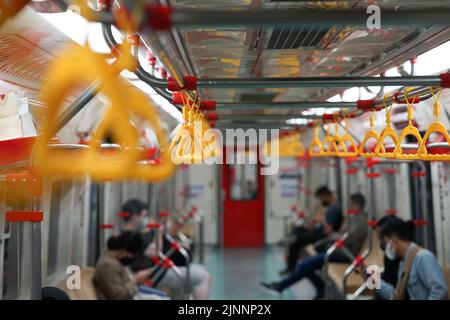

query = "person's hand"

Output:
[[133, 269, 152, 284]]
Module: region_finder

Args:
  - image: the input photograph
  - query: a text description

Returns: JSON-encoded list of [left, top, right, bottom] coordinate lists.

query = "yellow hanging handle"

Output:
[[122, 85, 176, 182], [35, 45, 140, 180], [170, 92, 203, 164], [375, 95, 398, 158], [322, 125, 336, 157], [418, 88, 450, 160], [335, 117, 358, 157], [393, 87, 423, 160], [358, 111, 380, 158], [0, 0, 30, 26], [277, 131, 305, 157], [309, 126, 324, 157]]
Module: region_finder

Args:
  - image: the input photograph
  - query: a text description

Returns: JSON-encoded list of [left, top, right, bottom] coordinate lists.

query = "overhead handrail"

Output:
[[393, 87, 423, 160], [375, 95, 398, 158], [358, 111, 379, 158], [418, 88, 450, 160]]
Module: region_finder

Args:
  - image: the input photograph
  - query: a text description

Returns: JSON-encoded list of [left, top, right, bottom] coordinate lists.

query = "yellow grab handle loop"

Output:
[[418, 88, 450, 160], [393, 87, 423, 160], [278, 132, 305, 157], [36, 45, 140, 180], [122, 86, 175, 181], [309, 126, 324, 157], [322, 125, 336, 157], [37, 45, 175, 181], [358, 112, 379, 158], [335, 118, 358, 157], [375, 95, 398, 158]]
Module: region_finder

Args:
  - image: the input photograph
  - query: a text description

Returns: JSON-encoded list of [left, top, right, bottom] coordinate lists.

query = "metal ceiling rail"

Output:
[[196, 75, 442, 89], [216, 102, 355, 110], [170, 8, 450, 29], [215, 123, 307, 130], [102, 18, 448, 91], [216, 114, 322, 121]]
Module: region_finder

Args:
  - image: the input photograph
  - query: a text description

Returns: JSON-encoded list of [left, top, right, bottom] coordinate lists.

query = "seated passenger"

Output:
[[93, 232, 151, 300], [373, 215, 402, 300], [120, 199, 211, 300], [261, 193, 363, 297], [282, 185, 343, 274], [375, 219, 448, 300]]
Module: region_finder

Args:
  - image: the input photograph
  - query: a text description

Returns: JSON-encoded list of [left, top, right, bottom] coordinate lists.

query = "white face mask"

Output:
[[385, 241, 396, 260], [140, 217, 150, 230]]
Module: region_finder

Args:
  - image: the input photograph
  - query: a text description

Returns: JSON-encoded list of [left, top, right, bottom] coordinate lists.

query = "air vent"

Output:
[[266, 26, 330, 49]]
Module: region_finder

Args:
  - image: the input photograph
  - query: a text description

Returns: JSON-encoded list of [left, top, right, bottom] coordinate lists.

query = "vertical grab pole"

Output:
[[198, 213, 204, 264], [29, 174, 42, 300]]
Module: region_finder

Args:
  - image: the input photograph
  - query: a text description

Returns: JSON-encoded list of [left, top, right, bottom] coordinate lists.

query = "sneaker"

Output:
[[279, 269, 292, 276], [260, 282, 282, 294]]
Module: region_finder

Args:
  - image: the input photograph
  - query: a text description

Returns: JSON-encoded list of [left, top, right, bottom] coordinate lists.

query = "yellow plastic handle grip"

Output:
[[122, 86, 175, 181], [418, 121, 450, 161], [335, 133, 358, 157], [358, 129, 379, 158], [393, 125, 423, 160], [36, 45, 140, 180], [375, 127, 398, 158], [309, 129, 324, 157], [322, 132, 336, 157]]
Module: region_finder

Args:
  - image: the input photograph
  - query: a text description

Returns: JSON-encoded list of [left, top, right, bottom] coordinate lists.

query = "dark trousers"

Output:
[[279, 250, 351, 292], [286, 226, 325, 271]]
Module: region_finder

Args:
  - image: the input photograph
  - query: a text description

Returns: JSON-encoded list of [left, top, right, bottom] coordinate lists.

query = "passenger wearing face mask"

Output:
[[376, 216, 402, 293], [120, 199, 157, 269], [120, 199, 211, 299], [281, 186, 343, 274], [93, 232, 152, 300], [375, 219, 448, 300]]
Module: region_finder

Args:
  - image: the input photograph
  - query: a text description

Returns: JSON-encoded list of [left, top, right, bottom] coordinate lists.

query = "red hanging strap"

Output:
[[167, 76, 197, 91], [99, 224, 114, 229], [146, 5, 172, 31], [411, 171, 426, 178], [366, 172, 381, 179], [440, 72, 450, 88], [367, 220, 378, 228], [6, 210, 43, 222], [385, 209, 397, 216]]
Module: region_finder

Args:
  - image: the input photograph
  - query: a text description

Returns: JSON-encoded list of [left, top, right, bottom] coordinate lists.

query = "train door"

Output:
[[222, 148, 264, 247]]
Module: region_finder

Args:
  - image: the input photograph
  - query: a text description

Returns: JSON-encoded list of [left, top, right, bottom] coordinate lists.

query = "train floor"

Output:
[[202, 246, 317, 300]]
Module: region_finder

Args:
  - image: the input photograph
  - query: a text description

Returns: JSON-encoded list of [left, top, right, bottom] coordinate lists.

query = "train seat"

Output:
[[327, 233, 384, 296], [58, 267, 98, 300]]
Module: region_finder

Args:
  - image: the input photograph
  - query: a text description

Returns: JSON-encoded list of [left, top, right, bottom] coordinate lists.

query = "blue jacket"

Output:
[[377, 243, 448, 300]]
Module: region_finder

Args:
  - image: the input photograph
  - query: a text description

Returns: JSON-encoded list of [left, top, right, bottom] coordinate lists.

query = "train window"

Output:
[[229, 163, 258, 201]]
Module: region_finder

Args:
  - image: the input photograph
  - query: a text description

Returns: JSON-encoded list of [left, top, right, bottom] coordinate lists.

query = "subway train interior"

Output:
[[2, 0, 450, 303]]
